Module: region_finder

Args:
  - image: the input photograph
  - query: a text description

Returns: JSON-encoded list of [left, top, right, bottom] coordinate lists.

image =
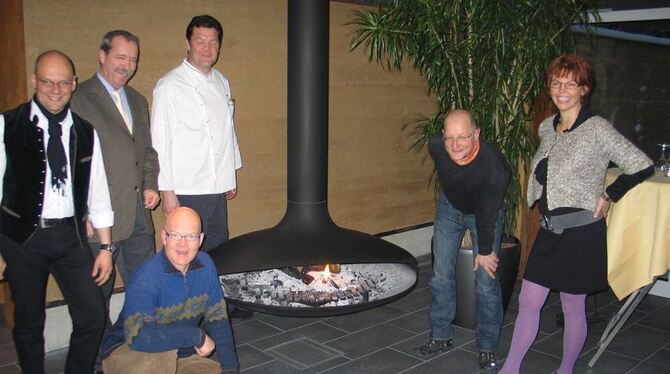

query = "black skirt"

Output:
[[523, 218, 608, 294]]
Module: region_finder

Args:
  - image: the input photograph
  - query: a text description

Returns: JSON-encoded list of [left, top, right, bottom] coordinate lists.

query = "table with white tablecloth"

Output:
[[589, 169, 670, 367]]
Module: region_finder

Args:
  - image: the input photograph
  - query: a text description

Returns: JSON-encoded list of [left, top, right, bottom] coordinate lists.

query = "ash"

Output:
[[220, 263, 415, 308]]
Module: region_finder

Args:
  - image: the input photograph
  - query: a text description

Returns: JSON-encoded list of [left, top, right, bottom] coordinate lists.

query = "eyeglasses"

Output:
[[37, 78, 74, 89], [443, 130, 474, 143], [165, 231, 201, 242], [549, 80, 580, 90]]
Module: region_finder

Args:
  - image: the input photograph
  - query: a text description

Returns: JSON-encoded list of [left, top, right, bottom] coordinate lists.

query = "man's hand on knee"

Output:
[[473, 252, 499, 279], [195, 334, 215, 357]]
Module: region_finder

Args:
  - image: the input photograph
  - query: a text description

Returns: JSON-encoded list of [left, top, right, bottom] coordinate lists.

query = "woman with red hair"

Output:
[[500, 54, 653, 374]]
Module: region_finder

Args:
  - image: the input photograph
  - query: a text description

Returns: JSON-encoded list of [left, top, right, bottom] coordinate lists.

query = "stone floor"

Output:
[[1, 255, 670, 373]]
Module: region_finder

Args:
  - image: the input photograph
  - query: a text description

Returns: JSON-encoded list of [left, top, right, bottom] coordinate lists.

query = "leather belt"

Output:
[[38, 217, 74, 229], [540, 210, 601, 234]]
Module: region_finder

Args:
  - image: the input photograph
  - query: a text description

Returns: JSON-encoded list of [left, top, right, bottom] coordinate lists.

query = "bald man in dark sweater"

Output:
[[417, 110, 510, 372]]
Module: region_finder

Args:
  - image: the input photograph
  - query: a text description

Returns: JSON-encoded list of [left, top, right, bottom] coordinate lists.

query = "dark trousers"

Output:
[[178, 193, 229, 252], [0, 220, 106, 374], [92, 197, 155, 303]]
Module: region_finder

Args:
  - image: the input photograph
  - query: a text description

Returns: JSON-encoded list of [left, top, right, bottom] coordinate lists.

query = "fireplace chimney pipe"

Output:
[[210, 0, 417, 303]]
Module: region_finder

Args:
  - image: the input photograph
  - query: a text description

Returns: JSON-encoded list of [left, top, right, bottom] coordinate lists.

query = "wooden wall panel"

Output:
[[20, 0, 437, 302], [0, 0, 27, 324], [0, 0, 27, 111]]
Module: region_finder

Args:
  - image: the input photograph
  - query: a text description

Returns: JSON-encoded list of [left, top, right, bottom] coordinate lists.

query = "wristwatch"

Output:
[[100, 243, 118, 255], [601, 192, 612, 202]]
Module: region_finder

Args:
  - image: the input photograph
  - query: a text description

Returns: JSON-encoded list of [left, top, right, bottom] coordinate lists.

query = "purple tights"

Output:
[[500, 280, 587, 374]]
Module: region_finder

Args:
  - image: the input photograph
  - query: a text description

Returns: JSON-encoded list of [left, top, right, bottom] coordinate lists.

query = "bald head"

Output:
[[442, 109, 480, 163], [34, 50, 75, 76], [162, 207, 204, 273], [444, 110, 476, 132], [165, 207, 202, 233], [31, 50, 77, 115]]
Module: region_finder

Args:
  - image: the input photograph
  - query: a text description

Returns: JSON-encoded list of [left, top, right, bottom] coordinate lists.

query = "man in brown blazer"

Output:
[[71, 30, 159, 304]]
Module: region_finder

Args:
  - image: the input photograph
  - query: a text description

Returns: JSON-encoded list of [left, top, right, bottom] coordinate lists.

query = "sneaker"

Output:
[[416, 338, 454, 356], [478, 351, 497, 371]]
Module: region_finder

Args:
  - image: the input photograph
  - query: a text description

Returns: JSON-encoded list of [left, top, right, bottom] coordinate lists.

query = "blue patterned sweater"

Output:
[[101, 250, 239, 371]]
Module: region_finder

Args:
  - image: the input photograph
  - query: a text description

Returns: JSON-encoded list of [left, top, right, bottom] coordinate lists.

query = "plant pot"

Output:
[[431, 235, 521, 330]]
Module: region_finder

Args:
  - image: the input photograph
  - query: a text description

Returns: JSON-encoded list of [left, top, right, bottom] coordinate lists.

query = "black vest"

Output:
[[1, 101, 95, 243]]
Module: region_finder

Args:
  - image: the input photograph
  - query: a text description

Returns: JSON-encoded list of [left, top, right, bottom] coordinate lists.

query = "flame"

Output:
[[323, 264, 331, 278]]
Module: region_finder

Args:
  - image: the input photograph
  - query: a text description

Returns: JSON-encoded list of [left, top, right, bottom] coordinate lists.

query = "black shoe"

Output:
[[478, 351, 497, 371], [416, 338, 453, 356], [229, 306, 255, 319]]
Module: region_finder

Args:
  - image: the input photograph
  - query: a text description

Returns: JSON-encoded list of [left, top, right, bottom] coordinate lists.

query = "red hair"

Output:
[[544, 54, 594, 104]]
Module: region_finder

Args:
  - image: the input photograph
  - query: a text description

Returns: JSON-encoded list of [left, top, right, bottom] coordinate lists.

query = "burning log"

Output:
[[280, 267, 314, 284], [280, 264, 342, 285], [302, 264, 341, 274]]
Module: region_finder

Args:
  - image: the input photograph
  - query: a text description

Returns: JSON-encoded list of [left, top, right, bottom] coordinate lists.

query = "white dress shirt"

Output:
[[0, 101, 114, 229], [151, 59, 242, 195]]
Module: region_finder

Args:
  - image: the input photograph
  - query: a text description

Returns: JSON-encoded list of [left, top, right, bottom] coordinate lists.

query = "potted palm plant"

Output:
[[349, 0, 595, 326]]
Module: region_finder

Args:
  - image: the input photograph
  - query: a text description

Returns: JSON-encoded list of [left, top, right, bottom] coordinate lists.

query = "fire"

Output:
[[323, 264, 331, 279]]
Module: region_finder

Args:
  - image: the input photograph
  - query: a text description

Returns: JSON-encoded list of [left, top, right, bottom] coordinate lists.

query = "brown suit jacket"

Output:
[[71, 74, 158, 241]]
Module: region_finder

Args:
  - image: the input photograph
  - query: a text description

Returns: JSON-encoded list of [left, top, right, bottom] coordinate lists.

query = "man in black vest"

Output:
[[0, 50, 115, 374]]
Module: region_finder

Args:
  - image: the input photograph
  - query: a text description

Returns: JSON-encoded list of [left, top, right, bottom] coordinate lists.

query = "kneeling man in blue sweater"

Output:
[[101, 207, 239, 373]]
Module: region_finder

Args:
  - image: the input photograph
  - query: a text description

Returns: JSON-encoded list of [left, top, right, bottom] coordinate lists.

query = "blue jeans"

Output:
[[429, 193, 503, 352]]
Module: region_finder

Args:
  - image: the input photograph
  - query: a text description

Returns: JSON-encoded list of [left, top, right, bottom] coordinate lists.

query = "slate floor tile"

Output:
[[320, 348, 422, 373], [0, 364, 20, 374], [236, 344, 274, 370], [502, 306, 518, 327], [574, 348, 640, 374], [249, 321, 348, 351], [260, 314, 323, 332], [326, 323, 415, 359], [232, 319, 284, 345], [606, 324, 670, 360], [517, 349, 561, 374], [614, 294, 669, 313], [403, 348, 481, 374], [626, 347, 670, 374], [265, 338, 342, 370], [0, 344, 17, 367], [636, 304, 670, 332], [537, 303, 564, 334], [386, 309, 430, 334], [322, 304, 408, 333], [0, 330, 12, 347], [389, 288, 432, 313], [242, 356, 350, 374]]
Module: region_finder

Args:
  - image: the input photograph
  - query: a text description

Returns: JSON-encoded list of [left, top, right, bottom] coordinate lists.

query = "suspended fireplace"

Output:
[[209, 0, 417, 317]]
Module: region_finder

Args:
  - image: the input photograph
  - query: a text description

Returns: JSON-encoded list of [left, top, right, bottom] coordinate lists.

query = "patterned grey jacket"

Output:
[[527, 115, 652, 211]]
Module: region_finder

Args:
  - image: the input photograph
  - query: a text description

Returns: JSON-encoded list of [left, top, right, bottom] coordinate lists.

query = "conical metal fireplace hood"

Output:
[[210, 0, 417, 316]]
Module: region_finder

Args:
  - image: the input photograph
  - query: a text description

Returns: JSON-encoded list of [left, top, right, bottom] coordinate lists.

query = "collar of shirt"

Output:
[[181, 59, 215, 82], [30, 99, 73, 135], [552, 106, 593, 133], [161, 250, 205, 275], [96, 72, 131, 107]]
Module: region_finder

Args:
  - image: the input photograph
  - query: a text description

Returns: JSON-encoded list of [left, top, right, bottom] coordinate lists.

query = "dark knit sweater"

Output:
[[101, 251, 238, 371], [428, 135, 511, 254]]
